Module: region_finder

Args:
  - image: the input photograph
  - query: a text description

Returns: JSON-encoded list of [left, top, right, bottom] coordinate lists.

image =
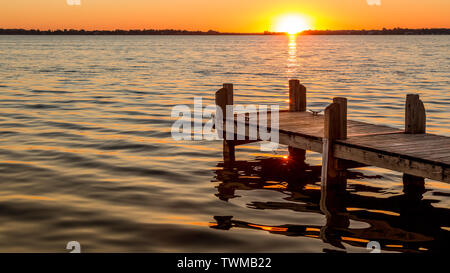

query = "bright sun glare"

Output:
[[274, 15, 310, 34]]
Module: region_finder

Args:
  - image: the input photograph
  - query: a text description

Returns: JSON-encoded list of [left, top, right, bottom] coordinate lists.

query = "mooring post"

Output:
[[403, 94, 426, 195], [320, 98, 348, 218], [405, 94, 426, 134], [289, 79, 306, 112], [288, 79, 307, 164], [319, 98, 350, 244], [332, 97, 347, 138], [216, 83, 235, 168]]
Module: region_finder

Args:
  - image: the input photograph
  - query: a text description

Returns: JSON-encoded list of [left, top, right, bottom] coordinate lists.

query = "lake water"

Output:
[[0, 35, 449, 252]]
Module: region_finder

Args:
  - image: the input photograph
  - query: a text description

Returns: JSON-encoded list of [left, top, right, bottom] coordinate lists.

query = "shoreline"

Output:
[[1, 28, 449, 35]]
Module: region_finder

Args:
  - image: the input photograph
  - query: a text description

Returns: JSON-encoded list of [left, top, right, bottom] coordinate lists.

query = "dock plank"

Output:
[[342, 133, 450, 166], [261, 111, 400, 139]]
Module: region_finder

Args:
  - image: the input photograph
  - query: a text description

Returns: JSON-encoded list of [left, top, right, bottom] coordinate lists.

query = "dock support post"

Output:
[[320, 98, 348, 218], [405, 94, 426, 134], [289, 79, 307, 164], [216, 83, 235, 169], [319, 98, 349, 247], [288, 146, 306, 163], [289, 79, 306, 112], [403, 174, 425, 198], [403, 94, 426, 195]]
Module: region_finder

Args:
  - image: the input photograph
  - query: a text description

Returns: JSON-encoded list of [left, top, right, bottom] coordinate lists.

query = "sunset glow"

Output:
[[0, 0, 449, 32], [273, 15, 311, 34]]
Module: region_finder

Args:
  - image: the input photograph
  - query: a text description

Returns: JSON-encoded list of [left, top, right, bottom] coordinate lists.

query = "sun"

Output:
[[273, 15, 311, 34]]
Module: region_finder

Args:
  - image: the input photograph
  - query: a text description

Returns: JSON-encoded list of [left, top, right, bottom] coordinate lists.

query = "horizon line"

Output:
[[1, 27, 450, 35]]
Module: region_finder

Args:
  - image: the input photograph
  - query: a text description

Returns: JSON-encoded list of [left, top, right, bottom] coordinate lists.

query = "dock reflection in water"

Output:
[[211, 151, 449, 253]]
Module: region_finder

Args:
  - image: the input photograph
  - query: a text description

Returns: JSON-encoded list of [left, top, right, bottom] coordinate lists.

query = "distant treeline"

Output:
[[0, 29, 247, 35], [300, 28, 450, 35], [0, 28, 449, 35]]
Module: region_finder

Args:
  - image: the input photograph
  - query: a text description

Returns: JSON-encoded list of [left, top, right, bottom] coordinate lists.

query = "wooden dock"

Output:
[[215, 80, 450, 193]]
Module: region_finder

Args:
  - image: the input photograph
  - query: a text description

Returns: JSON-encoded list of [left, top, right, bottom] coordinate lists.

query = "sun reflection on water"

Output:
[[287, 34, 298, 75]]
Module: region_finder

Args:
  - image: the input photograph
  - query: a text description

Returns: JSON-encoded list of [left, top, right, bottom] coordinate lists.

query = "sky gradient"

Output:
[[1, 0, 449, 32]]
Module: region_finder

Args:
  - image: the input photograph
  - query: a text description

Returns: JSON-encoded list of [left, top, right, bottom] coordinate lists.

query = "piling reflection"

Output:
[[211, 153, 449, 253]]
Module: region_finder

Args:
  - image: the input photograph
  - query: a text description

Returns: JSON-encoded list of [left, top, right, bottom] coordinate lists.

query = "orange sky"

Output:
[[1, 0, 449, 32]]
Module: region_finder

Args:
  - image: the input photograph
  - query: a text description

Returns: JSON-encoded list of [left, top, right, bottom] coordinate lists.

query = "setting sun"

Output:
[[273, 15, 311, 34]]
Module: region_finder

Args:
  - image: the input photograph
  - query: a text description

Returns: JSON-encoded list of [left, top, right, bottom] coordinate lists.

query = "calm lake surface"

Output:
[[0, 35, 449, 252]]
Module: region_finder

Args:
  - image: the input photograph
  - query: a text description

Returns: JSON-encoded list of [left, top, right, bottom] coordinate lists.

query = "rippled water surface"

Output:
[[0, 35, 449, 252]]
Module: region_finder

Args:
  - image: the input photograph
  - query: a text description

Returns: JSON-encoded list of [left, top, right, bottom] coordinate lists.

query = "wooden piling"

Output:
[[223, 83, 234, 108], [215, 84, 234, 119], [321, 100, 347, 185], [288, 146, 306, 168], [320, 98, 348, 217], [289, 79, 306, 112], [405, 94, 426, 134], [333, 97, 347, 139], [222, 141, 236, 168], [404, 94, 426, 194], [321, 103, 340, 185], [403, 173, 425, 197], [289, 80, 307, 165], [216, 84, 235, 168]]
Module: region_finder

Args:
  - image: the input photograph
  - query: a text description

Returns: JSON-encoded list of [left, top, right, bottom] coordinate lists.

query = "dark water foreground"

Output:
[[213, 155, 449, 253], [0, 35, 448, 252]]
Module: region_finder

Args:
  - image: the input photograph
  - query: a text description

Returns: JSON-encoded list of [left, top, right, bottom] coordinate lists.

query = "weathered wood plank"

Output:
[[334, 142, 449, 182], [342, 133, 450, 166], [277, 111, 401, 138], [343, 134, 449, 146], [279, 132, 323, 153], [344, 139, 450, 152]]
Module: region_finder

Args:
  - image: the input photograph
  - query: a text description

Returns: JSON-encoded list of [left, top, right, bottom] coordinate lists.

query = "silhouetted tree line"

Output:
[[300, 28, 450, 35], [0, 28, 449, 35], [0, 29, 244, 35]]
